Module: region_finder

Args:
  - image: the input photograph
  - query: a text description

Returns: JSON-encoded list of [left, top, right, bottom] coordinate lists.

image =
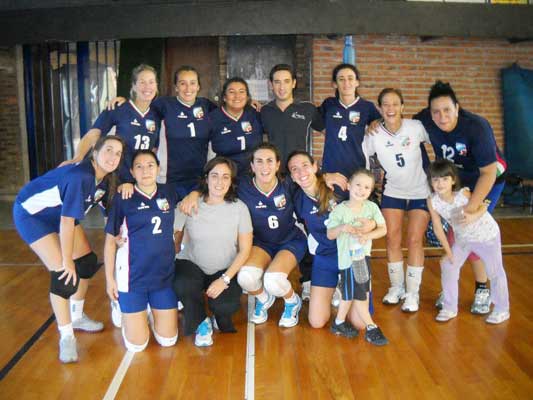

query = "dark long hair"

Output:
[[286, 150, 338, 215], [92, 135, 126, 209], [220, 77, 252, 108], [198, 156, 238, 202], [332, 63, 360, 99]]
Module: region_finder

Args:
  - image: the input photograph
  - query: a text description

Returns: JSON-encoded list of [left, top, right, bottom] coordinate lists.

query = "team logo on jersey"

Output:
[[241, 121, 253, 133], [310, 205, 318, 215], [145, 119, 156, 133], [156, 198, 170, 212], [221, 127, 231, 135], [273, 194, 286, 209], [177, 112, 187, 119], [455, 142, 467, 156], [137, 201, 150, 210], [400, 136, 411, 148], [94, 189, 106, 203], [349, 111, 360, 124], [332, 111, 343, 119], [85, 194, 92, 203], [131, 118, 141, 126], [255, 201, 267, 209], [385, 140, 394, 148], [193, 107, 204, 119], [291, 112, 305, 120]]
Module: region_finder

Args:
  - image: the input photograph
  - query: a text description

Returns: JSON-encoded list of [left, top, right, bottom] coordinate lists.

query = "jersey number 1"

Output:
[[187, 122, 196, 137]]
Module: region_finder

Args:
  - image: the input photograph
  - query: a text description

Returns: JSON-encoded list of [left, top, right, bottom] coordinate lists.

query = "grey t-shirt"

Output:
[[174, 198, 253, 275]]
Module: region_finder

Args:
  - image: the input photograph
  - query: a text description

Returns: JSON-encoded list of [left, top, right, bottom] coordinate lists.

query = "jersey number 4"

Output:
[[338, 126, 348, 141]]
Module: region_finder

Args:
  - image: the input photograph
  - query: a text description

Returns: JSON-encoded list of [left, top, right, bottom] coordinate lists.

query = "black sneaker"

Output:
[[330, 321, 359, 338], [365, 325, 388, 346]]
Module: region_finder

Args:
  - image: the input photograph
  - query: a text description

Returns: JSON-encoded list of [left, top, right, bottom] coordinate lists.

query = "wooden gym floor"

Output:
[[0, 217, 532, 399]]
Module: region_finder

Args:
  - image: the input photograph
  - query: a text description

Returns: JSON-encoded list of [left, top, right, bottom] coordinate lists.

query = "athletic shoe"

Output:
[[471, 288, 491, 314], [279, 295, 303, 328], [301, 281, 311, 302], [194, 318, 213, 347], [486, 310, 510, 324], [110, 300, 122, 328], [365, 325, 388, 346], [435, 292, 444, 310], [59, 335, 78, 363], [250, 292, 275, 324], [382, 286, 406, 305], [72, 313, 104, 332], [330, 321, 359, 338], [435, 309, 458, 322], [401, 292, 419, 313], [331, 287, 341, 308]]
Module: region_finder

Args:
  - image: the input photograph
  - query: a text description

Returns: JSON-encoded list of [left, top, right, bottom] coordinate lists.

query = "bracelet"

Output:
[[221, 273, 231, 286]]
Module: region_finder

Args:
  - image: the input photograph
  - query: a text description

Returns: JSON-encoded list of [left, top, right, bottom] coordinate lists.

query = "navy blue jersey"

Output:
[[209, 106, 263, 176], [293, 188, 337, 257], [16, 159, 106, 220], [414, 108, 507, 189], [237, 177, 299, 245], [92, 100, 160, 183], [106, 184, 177, 292], [319, 97, 381, 178], [151, 96, 217, 185]]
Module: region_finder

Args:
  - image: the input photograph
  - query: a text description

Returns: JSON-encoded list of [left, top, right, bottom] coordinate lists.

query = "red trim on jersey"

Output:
[[221, 106, 243, 122], [252, 177, 279, 198]]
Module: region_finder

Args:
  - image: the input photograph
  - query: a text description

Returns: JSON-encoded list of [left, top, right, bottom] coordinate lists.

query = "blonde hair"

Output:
[[130, 64, 158, 100]]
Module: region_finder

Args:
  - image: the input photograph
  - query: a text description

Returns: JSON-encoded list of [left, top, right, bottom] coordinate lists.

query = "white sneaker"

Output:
[[110, 300, 122, 328], [486, 310, 510, 324], [382, 286, 406, 305], [331, 287, 341, 308], [250, 292, 276, 324], [435, 309, 458, 322], [59, 335, 78, 363], [72, 313, 104, 332], [279, 295, 303, 328], [401, 292, 419, 313], [301, 281, 311, 301], [471, 288, 491, 315], [194, 318, 213, 347]]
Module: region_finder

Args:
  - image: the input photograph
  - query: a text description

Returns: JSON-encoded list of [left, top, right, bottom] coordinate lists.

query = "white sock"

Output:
[[335, 318, 345, 325], [70, 299, 84, 321], [58, 323, 74, 338], [284, 291, 298, 304], [255, 290, 269, 303], [366, 324, 377, 331], [406, 266, 424, 294], [387, 261, 404, 288]]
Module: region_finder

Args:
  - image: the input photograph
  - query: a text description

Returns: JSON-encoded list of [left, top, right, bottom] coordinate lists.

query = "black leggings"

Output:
[[173, 259, 242, 336]]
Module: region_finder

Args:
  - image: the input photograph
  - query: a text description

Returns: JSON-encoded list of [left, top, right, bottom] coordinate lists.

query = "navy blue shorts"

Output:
[[13, 203, 79, 244], [311, 253, 339, 288], [381, 194, 428, 212], [118, 286, 178, 313], [253, 231, 308, 264]]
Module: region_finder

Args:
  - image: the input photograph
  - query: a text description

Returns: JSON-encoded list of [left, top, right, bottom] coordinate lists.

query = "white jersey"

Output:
[[363, 119, 430, 199]]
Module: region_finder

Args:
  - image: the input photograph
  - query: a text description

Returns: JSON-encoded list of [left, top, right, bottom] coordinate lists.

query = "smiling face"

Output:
[[287, 154, 318, 193], [430, 96, 459, 132], [431, 175, 455, 196], [251, 148, 280, 186], [224, 81, 248, 114], [333, 67, 360, 101], [131, 153, 159, 190], [175, 70, 200, 104], [132, 69, 158, 103], [270, 70, 296, 103], [379, 92, 403, 125], [348, 173, 374, 202], [94, 138, 123, 175], [207, 162, 232, 201]]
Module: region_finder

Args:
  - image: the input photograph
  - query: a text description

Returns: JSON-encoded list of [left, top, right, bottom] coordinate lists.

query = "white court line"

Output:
[[102, 351, 135, 400], [371, 243, 533, 252], [245, 295, 255, 400]]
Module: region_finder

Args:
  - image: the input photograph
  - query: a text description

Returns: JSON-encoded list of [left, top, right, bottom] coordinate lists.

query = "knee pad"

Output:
[[121, 328, 149, 353], [263, 272, 291, 298], [50, 271, 80, 299], [237, 266, 263, 292], [152, 329, 178, 347], [75, 252, 101, 280]]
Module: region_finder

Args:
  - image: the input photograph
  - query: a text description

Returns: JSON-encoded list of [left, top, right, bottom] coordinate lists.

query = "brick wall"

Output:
[[311, 35, 533, 161], [0, 46, 24, 197]]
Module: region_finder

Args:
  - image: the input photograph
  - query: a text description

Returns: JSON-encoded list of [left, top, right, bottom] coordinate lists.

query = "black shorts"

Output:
[[339, 258, 371, 301]]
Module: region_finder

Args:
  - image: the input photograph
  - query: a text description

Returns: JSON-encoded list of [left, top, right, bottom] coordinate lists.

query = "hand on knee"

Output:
[[263, 272, 291, 298], [237, 266, 263, 292], [50, 270, 80, 299]]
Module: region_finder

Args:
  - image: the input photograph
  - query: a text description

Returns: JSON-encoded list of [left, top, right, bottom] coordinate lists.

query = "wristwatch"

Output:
[[221, 273, 231, 286]]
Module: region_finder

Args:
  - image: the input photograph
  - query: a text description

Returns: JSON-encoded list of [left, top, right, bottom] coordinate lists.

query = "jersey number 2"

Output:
[[151, 216, 162, 234]]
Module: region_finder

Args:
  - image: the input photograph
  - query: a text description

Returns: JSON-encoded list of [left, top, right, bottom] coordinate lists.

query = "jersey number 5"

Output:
[[395, 153, 405, 168], [151, 216, 162, 234]]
